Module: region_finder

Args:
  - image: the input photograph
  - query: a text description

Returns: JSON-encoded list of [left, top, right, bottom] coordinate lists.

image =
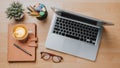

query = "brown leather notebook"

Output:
[[8, 23, 37, 62]]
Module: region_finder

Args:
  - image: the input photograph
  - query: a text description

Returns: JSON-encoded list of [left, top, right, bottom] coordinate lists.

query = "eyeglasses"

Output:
[[40, 52, 63, 63]]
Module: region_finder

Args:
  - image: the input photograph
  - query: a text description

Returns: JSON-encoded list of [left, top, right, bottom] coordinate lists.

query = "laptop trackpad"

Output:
[[62, 38, 81, 55]]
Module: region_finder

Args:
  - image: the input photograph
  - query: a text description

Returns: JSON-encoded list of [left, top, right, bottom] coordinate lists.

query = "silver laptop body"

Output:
[[46, 7, 113, 61]]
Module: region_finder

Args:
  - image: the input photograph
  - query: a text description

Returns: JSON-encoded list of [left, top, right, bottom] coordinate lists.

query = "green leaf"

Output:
[[5, 1, 24, 20]]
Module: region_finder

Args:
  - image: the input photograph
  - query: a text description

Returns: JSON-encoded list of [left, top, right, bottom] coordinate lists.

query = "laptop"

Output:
[[46, 7, 113, 61]]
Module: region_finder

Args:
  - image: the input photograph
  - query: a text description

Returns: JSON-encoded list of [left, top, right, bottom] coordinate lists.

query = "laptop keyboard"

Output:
[[53, 17, 99, 45]]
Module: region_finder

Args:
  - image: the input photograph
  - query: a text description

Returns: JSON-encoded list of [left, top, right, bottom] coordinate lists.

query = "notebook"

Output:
[[8, 23, 37, 62]]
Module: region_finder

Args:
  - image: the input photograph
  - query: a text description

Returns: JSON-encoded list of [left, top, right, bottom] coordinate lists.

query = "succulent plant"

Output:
[[6, 2, 24, 21]]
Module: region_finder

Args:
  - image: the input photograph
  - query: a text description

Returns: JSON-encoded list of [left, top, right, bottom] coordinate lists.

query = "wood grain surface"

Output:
[[0, 0, 120, 68]]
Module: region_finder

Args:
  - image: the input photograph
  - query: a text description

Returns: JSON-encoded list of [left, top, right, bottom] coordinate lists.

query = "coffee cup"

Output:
[[13, 24, 32, 41]]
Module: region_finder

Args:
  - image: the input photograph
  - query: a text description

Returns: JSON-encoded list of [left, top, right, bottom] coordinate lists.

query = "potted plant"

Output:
[[6, 2, 24, 21]]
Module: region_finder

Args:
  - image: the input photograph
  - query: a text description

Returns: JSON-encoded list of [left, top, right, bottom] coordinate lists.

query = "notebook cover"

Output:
[[8, 23, 37, 62]]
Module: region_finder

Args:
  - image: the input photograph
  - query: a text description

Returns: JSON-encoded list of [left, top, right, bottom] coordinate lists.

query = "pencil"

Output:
[[13, 44, 32, 56]]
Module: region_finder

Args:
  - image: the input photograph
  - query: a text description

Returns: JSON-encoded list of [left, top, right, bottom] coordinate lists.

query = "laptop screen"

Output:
[[57, 11, 98, 26]]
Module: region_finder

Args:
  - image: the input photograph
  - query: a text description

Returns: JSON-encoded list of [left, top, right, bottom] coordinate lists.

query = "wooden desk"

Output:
[[0, 0, 120, 68]]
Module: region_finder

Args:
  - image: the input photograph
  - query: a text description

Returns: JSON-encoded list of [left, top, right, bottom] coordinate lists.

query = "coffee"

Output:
[[13, 24, 28, 40], [14, 27, 26, 38]]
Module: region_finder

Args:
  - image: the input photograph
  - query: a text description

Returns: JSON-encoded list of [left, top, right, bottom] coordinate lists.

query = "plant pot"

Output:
[[14, 14, 25, 21]]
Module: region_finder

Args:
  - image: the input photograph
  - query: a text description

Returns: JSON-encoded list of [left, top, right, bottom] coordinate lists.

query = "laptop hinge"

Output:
[[97, 21, 103, 26]]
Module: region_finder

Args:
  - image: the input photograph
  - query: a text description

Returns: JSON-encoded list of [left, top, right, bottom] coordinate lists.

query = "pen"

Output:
[[13, 44, 32, 56]]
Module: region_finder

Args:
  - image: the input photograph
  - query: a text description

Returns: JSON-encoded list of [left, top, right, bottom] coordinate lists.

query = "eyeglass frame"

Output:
[[40, 52, 63, 63]]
